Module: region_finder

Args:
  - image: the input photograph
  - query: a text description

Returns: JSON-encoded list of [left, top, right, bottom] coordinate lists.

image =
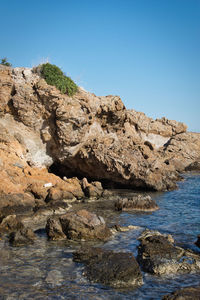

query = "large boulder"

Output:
[[137, 229, 200, 275], [46, 209, 111, 241], [115, 194, 159, 212], [73, 247, 143, 288]]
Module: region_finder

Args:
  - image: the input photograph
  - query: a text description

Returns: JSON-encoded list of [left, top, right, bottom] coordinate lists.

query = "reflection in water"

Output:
[[0, 174, 200, 299]]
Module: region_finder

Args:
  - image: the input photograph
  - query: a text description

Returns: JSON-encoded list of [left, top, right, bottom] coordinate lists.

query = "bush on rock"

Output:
[[40, 63, 78, 96], [1, 57, 12, 67]]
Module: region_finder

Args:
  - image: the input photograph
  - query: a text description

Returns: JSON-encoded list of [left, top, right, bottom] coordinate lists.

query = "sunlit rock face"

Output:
[[0, 64, 200, 196]]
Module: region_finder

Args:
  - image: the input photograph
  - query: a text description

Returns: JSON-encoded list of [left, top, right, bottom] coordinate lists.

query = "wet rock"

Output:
[[82, 178, 103, 198], [0, 214, 24, 233], [115, 194, 159, 212], [137, 229, 200, 275], [195, 234, 200, 248], [0, 193, 35, 211], [46, 209, 111, 241], [111, 224, 142, 233], [46, 217, 66, 240], [73, 247, 143, 288], [162, 285, 200, 300], [9, 227, 36, 246]]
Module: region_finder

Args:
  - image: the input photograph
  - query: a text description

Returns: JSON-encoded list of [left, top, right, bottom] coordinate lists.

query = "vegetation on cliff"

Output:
[[0, 57, 12, 67], [40, 63, 78, 96]]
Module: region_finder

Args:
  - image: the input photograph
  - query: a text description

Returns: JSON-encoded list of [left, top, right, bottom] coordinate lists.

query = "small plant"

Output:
[[40, 63, 78, 96], [1, 57, 12, 67]]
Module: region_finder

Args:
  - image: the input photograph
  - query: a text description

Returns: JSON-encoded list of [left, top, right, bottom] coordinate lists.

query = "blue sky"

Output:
[[1, 0, 200, 132]]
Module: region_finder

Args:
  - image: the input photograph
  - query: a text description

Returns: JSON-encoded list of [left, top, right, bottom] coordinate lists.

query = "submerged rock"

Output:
[[137, 229, 200, 275], [73, 247, 143, 288], [46, 209, 111, 241], [162, 285, 200, 300], [115, 194, 159, 212]]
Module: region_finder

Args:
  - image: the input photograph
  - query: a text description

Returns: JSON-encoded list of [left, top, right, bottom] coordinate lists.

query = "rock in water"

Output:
[[137, 229, 200, 275], [115, 194, 159, 211], [162, 286, 200, 300], [9, 227, 36, 246], [46, 209, 111, 241], [195, 234, 200, 248], [73, 247, 143, 288]]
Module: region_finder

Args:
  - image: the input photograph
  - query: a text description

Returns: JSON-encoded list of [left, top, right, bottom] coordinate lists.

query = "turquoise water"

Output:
[[0, 174, 199, 299]]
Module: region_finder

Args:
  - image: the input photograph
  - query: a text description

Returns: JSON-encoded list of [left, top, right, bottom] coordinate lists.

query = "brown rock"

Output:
[[46, 209, 111, 241], [83, 180, 103, 198], [9, 227, 36, 246], [0, 66, 199, 195], [0, 214, 23, 233], [46, 217, 66, 240]]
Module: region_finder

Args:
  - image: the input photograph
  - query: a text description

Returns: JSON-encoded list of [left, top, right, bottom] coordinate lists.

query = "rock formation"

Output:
[[0, 64, 200, 204], [46, 209, 111, 241]]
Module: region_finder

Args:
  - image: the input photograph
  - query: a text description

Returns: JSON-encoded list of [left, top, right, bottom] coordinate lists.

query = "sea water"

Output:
[[0, 174, 199, 299]]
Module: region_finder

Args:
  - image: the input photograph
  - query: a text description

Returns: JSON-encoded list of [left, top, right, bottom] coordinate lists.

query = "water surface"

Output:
[[0, 173, 199, 299]]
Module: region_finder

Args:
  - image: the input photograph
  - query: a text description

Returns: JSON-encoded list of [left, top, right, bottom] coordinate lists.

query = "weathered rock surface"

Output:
[[137, 229, 200, 275], [0, 214, 24, 233], [160, 132, 200, 172], [115, 194, 159, 211], [81, 178, 103, 198], [162, 285, 200, 300], [73, 247, 143, 288], [0, 64, 200, 201], [46, 209, 111, 241]]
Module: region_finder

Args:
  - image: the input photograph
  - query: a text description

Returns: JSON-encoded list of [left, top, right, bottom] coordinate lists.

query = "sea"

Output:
[[0, 173, 199, 299]]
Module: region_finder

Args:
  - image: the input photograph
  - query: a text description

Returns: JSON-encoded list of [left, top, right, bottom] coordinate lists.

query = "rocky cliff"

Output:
[[0, 65, 199, 203]]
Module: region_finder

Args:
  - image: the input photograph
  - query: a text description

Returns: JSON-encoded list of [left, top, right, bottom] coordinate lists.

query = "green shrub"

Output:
[[1, 57, 12, 67], [40, 63, 78, 96]]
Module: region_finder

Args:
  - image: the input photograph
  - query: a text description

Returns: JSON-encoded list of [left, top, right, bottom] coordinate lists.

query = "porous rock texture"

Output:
[[0, 64, 200, 204], [73, 246, 143, 288], [115, 194, 159, 211], [46, 209, 111, 241], [137, 229, 200, 275]]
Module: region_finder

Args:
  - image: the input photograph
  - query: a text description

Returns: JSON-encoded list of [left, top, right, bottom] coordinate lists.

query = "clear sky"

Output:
[[1, 0, 199, 132]]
